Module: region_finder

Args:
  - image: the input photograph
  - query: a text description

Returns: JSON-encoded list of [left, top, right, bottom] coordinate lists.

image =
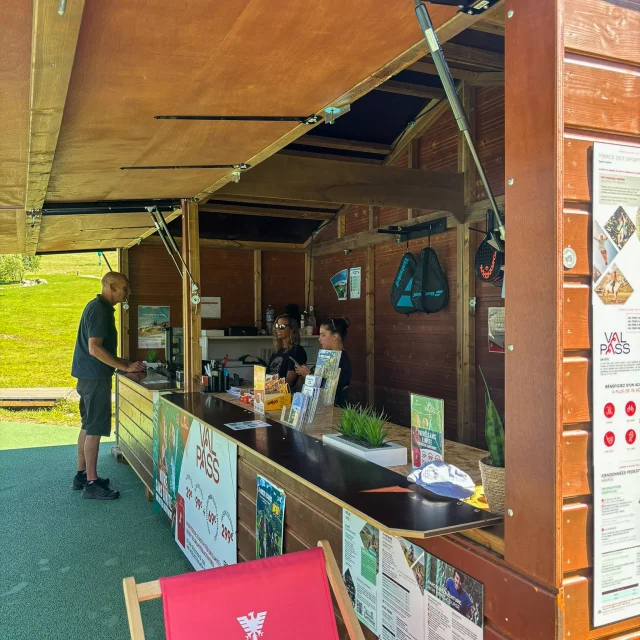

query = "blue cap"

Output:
[[407, 460, 475, 499]]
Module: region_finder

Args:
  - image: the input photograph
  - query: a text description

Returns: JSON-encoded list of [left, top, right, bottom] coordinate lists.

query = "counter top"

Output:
[[117, 370, 181, 392], [164, 392, 502, 539]]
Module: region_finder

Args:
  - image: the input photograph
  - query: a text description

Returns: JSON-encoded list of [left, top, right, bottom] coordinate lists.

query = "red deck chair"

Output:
[[123, 540, 365, 640]]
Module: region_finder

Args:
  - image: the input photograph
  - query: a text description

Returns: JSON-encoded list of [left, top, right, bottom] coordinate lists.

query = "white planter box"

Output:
[[322, 434, 407, 467]]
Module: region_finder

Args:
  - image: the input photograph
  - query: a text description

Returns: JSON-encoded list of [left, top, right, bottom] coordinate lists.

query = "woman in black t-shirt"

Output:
[[267, 314, 307, 388], [295, 317, 352, 408]]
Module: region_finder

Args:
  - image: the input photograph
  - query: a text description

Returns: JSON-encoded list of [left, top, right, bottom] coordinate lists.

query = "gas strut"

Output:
[[413, 0, 505, 245]]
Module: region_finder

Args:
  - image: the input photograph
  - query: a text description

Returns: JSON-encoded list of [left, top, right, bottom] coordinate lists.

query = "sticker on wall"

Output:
[[331, 269, 348, 301], [349, 267, 362, 299]]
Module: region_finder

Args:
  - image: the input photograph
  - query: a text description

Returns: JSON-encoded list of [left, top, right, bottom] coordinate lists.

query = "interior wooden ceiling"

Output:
[[0, 1, 506, 255]]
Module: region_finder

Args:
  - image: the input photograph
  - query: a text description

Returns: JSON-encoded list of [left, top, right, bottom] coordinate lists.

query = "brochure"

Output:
[[256, 475, 285, 559]]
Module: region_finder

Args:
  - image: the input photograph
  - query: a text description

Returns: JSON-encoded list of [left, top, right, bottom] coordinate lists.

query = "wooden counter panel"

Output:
[[412, 534, 558, 640], [563, 575, 640, 639], [564, 61, 640, 138], [563, 207, 591, 276], [563, 357, 591, 424], [118, 378, 154, 418], [119, 395, 153, 440], [562, 502, 592, 572], [118, 409, 153, 452], [564, 0, 640, 66], [563, 283, 590, 351], [564, 138, 592, 203], [562, 429, 592, 498]]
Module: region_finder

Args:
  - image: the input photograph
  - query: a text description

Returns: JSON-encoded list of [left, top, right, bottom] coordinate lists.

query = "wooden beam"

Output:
[[338, 214, 346, 239], [366, 245, 375, 407], [196, 6, 492, 203], [118, 248, 130, 360], [458, 83, 477, 207], [312, 196, 504, 257], [143, 235, 306, 253], [25, 0, 85, 255], [123, 208, 181, 250], [407, 139, 420, 219], [278, 149, 382, 165], [304, 252, 315, 310], [384, 99, 450, 168], [375, 80, 445, 100], [296, 136, 391, 155], [468, 20, 505, 36], [254, 250, 262, 329], [437, 43, 504, 71], [409, 61, 504, 86], [217, 154, 464, 218], [456, 223, 476, 447], [212, 195, 341, 210], [368, 205, 379, 231], [199, 202, 333, 221], [181, 201, 201, 393]]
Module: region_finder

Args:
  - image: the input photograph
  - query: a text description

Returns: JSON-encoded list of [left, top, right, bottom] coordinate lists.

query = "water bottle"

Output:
[[265, 304, 275, 334]]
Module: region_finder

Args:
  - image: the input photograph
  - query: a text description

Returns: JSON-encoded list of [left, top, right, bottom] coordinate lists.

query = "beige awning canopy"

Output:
[[0, 0, 500, 255]]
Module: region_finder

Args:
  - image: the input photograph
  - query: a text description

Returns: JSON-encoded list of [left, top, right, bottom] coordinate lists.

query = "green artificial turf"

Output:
[[0, 423, 192, 640]]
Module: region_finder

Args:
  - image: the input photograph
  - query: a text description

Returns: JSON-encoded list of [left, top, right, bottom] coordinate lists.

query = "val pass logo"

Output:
[[600, 332, 631, 356]]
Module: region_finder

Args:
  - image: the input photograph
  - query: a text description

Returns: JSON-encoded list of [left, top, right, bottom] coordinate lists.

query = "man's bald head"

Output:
[[100, 271, 130, 306], [101, 271, 128, 288]]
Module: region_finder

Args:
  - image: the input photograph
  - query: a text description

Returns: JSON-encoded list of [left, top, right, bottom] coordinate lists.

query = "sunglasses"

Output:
[[275, 323, 290, 330]]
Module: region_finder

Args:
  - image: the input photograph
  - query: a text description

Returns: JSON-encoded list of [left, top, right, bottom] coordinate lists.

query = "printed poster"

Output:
[[254, 365, 266, 415], [488, 307, 505, 353], [350, 267, 362, 299], [343, 510, 381, 635], [201, 296, 221, 319], [138, 305, 169, 349], [331, 269, 348, 301], [380, 534, 425, 640], [256, 475, 285, 559], [153, 397, 238, 570], [592, 142, 640, 627], [425, 554, 484, 639], [410, 394, 444, 469]]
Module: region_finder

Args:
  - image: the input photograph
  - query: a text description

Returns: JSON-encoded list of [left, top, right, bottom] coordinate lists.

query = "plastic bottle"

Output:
[[308, 306, 316, 333], [265, 304, 275, 334]]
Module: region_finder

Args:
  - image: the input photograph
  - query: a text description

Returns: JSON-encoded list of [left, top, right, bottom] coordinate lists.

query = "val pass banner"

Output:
[[153, 397, 238, 570], [592, 142, 640, 627]]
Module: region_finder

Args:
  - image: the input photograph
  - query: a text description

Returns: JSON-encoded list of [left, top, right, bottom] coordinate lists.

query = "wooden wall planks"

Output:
[[475, 87, 505, 201], [313, 249, 367, 406], [261, 251, 306, 321], [374, 232, 458, 437], [127, 243, 304, 362]]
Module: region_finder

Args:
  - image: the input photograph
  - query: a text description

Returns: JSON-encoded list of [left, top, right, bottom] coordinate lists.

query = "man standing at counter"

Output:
[[71, 272, 145, 500]]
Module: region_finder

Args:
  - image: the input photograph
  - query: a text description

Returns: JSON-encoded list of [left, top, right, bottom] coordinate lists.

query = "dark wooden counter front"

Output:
[[165, 392, 501, 539]]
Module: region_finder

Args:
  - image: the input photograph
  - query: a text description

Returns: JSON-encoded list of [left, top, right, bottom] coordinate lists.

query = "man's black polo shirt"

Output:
[[72, 295, 118, 380]]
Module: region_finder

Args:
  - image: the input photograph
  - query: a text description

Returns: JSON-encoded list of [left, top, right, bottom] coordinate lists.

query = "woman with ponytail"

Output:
[[295, 317, 352, 408]]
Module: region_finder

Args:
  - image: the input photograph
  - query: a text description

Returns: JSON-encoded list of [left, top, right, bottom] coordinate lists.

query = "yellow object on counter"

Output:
[[264, 393, 292, 411], [463, 485, 489, 510]]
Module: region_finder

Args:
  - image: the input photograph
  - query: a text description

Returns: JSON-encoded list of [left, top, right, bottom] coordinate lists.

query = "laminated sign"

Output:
[[591, 143, 640, 627], [410, 394, 444, 469]]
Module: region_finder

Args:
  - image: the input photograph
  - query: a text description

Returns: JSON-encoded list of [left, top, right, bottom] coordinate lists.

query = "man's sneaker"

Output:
[[81, 482, 120, 500], [72, 473, 110, 491]]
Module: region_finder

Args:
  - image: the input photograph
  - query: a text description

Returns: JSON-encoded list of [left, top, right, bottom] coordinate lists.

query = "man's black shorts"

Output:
[[77, 379, 112, 437]]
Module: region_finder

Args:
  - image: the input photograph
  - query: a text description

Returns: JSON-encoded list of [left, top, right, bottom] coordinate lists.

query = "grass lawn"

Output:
[[0, 419, 115, 450], [0, 250, 119, 389], [0, 398, 83, 428]]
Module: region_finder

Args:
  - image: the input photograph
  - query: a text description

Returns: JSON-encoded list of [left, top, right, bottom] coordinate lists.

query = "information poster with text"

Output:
[[175, 415, 237, 570], [592, 142, 640, 627], [425, 554, 484, 640], [343, 510, 381, 635], [410, 394, 444, 469], [379, 533, 425, 640]]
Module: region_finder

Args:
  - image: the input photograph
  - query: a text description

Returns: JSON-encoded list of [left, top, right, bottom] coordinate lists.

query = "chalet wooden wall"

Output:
[[560, 1, 640, 637], [127, 243, 304, 362], [313, 249, 367, 405], [314, 87, 506, 448]]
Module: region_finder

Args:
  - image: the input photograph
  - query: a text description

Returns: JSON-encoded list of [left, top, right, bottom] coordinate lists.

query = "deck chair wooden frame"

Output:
[[123, 540, 365, 640]]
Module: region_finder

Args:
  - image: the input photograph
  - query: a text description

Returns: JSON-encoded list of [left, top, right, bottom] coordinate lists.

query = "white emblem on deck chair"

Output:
[[237, 611, 267, 639]]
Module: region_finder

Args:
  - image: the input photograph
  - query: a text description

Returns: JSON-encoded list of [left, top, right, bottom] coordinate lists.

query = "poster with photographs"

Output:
[[592, 143, 640, 627], [379, 534, 425, 640], [425, 554, 484, 640], [342, 510, 381, 635]]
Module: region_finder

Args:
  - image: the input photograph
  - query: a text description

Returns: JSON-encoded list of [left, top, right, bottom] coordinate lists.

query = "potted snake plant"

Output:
[[478, 368, 505, 514]]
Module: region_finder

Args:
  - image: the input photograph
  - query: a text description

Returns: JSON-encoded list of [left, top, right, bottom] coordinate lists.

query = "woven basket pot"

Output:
[[479, 456, 505, 515]]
